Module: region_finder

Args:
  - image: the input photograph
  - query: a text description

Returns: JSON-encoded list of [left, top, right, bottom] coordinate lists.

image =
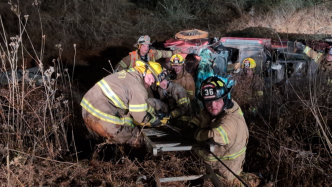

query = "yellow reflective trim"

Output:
[[303, 46, 311, 55], [216, 126, 229, 144], [80, 98, 133, 127], [171, 110, 179, 118], [211, 82, 217, 86], [147, 105, 155, 114], [216, 80, 224, 87], [187, 90, 194, 96], [256, 90, 263, 96], [156, 51, 162, 59], [328, 78, 332, 85], [222, 147, 246, 160], [117, 70, 127, 79], [238, 108, 244, 116], [119, 60, 127, 68], [127, 68, 135, 72], [205, 147, 247, 161], [177, 97, 190, 105], [97, 79, 127, 109], [191, 118, 200, 126], [314, 53, 323, 63], [129, 103, 148, 112], [179, 116, 191, 121], [196, 130, 206, 142]]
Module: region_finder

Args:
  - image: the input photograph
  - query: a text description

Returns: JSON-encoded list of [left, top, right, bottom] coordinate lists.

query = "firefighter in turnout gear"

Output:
[[146, 70, 191, 125], [232, 58, 264, 116], [81, 61, 169, 147], [170, 54, 196, 100], [190, 76, 251, 186], [115, 35, 173, 71]]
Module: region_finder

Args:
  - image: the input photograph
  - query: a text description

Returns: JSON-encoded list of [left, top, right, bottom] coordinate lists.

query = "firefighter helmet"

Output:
[[200, 76, 233, 101], [242, 58, 256, 69], [135, 35, 152, 48], [134, 61, 164, 85], [170, 54, 185, 65]]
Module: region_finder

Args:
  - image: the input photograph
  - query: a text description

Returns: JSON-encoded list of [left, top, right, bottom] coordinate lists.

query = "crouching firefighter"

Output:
[[190, 76, 258, 186], [80, 61, 170, 147]]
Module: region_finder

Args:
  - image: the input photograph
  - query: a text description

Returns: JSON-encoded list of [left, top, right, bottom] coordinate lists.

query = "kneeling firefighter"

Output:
[[190, 76, 258, 186], [81, 61, 169, 147]]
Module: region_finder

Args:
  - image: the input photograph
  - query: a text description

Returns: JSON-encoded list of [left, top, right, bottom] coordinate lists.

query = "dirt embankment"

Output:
[[227, 2, 332, 37]]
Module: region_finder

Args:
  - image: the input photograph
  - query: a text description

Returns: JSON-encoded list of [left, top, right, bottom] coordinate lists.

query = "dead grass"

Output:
[[0, 1, 331, 186], [227, 1, 332, 35], [236, 71, 332, 186]]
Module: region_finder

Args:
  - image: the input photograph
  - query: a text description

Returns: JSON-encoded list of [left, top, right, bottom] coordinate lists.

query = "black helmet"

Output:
[[200, 76, 234, 109]]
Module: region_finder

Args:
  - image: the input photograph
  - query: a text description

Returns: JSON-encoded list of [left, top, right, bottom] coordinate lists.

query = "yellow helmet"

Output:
[[134, 61, 164, 85], [170, 54, 184, 65], [241, 58, 256, 69]]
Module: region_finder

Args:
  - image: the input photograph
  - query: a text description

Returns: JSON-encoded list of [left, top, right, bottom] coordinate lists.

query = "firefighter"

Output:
[[190, 76, 253, 186], [232, 58, 264, 115], [115, 35, 173, 71], [146, 70, 191, 126], [184, 53, 200, 80], [170, 54, 196, 100], [81, 61, 169, 147]]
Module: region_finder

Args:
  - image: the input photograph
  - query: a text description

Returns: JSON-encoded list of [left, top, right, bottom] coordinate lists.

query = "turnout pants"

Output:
[[82, 109, 144, 147]]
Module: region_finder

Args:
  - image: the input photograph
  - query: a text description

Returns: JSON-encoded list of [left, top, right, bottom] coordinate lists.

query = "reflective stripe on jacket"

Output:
[[81, 98, 134, 126], [80, 70, 153, 126]]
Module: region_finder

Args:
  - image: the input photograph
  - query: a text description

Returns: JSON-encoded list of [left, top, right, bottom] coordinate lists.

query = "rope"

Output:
[[208, 149, 249, 187]]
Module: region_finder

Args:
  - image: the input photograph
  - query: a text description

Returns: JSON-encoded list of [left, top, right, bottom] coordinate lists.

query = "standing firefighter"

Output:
[[81, 61, 169, 147], [116, 35, 173, 71], [232, 58, 264, 114], [190, 76, 255, 186]]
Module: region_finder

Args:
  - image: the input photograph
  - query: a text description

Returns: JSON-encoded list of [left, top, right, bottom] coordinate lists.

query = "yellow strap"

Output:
[[216, 126, 229, 144], [129, 103, 148, 112], [97, 79, 127, 109], [81, 98, 133, 127]]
